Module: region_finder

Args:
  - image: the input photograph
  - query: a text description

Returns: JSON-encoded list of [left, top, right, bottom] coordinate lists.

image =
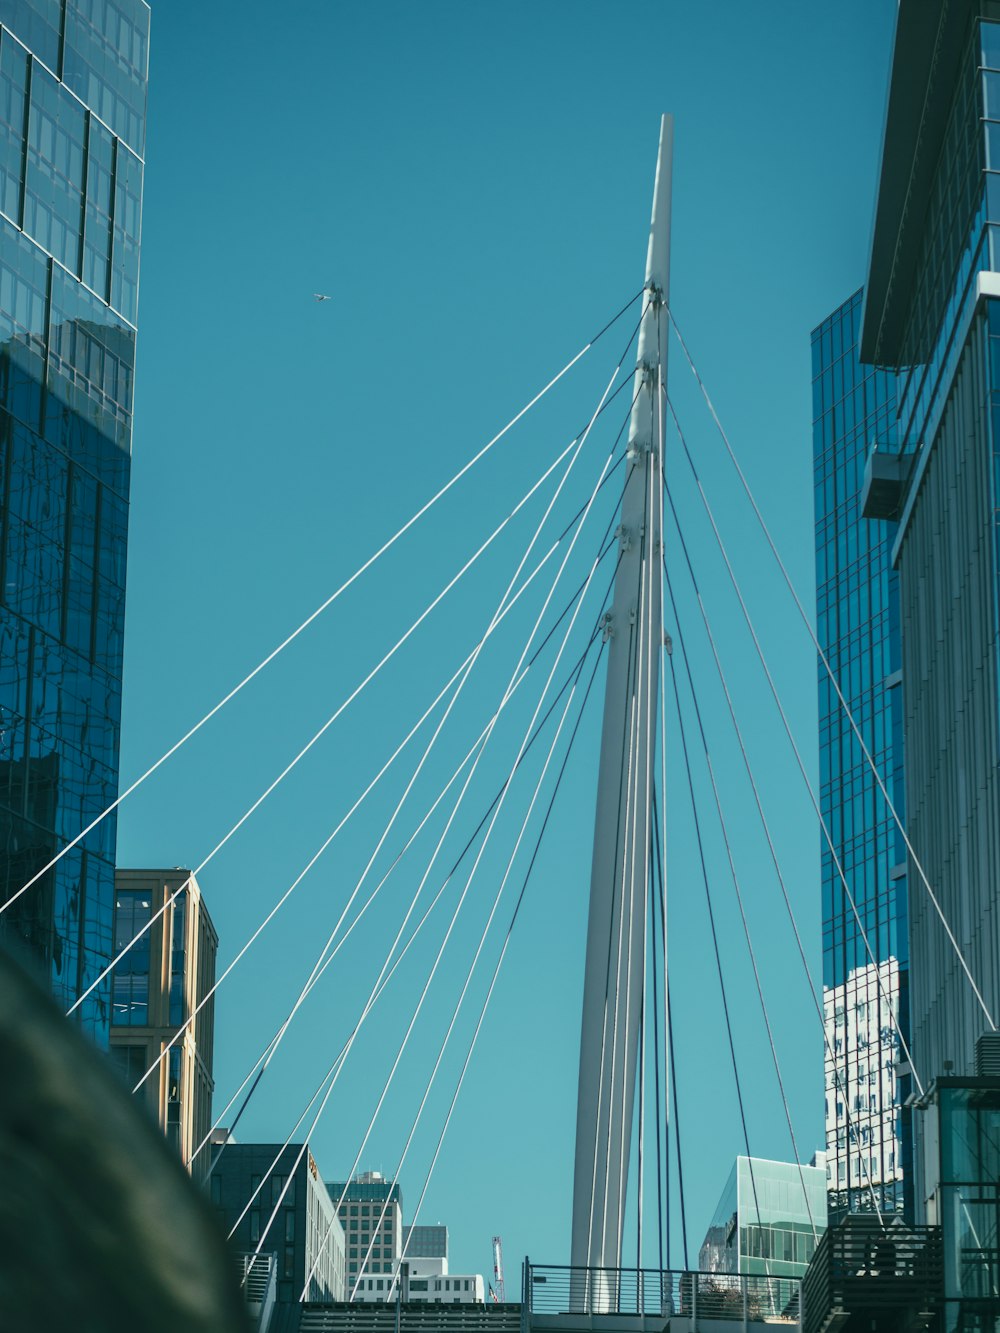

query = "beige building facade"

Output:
[[110, 868, 217, 1179]]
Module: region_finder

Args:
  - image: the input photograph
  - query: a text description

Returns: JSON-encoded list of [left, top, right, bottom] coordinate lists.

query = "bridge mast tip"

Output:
[[647, 117, 674, 297]]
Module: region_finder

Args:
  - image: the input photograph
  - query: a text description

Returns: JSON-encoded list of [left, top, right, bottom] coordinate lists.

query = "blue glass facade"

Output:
[[812, 290, 911, 1220], [0, 0, 147, 1044]]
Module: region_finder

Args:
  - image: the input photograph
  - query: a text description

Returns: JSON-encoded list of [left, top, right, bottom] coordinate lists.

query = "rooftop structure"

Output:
[[402, 1225, 448, 1262]]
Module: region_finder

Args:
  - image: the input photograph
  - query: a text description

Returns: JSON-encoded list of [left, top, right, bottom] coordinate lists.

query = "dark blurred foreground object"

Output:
[[0, 946, 251, 1333]]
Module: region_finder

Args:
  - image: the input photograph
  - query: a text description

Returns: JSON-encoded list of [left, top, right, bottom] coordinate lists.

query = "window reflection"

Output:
[[0, 0, 144, 1045], [111, 889, 150, 1023]]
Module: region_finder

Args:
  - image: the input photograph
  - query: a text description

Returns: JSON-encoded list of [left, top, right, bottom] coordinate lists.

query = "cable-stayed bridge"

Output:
[[1, 114, 993, 1331]]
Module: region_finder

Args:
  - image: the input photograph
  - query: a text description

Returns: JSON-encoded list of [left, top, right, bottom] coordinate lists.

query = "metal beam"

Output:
[[570, 114, 672, 1289]]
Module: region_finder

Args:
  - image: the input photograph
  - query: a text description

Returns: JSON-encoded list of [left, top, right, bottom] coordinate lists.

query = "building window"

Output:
[[109, 1043, 147, 1087], [112, 892, 151, 1025], [169, 892, 187, 1024]]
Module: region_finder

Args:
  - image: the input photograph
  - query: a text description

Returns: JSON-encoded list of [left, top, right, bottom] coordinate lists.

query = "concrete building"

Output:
[[210, 1141, 345, 1308], [0, 0, 148, 1042], [812, 291, 911, 1221], [109, 868, 217, 1179], [699, 1155, 827, 1279], [326, 1171, 402, 1292]]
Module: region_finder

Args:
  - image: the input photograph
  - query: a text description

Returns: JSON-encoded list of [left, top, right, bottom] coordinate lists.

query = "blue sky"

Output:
[[117, 0, 898, 1281]]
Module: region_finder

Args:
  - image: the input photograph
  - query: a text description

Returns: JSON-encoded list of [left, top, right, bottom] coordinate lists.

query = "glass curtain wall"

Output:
[[0, 0, 148, 1043], [812, 290, 911, 1220]]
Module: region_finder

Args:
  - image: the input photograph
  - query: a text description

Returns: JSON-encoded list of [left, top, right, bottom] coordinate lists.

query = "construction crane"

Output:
[[491, 1235, 505, 1303]]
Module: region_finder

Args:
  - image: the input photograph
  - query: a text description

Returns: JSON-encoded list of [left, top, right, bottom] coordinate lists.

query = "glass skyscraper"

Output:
[[0, 0, 147, 1043], [859, 3, 1000, 1238], [812, 290, 911, 1220]]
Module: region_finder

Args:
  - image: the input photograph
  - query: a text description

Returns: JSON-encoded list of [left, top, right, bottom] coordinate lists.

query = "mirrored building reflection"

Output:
[[812, 291, 911, 1220], [0, 0, 148, 1043]]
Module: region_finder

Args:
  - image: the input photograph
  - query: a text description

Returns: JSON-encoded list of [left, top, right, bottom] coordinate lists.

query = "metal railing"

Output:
[[524, 1262, 802, 1325], [300, 1304, 523, 1333], [801, 1218, 942, 1333]]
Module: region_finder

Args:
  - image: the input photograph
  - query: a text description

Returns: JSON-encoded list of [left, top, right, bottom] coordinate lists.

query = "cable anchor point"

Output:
[[645, 281, 665, 311]]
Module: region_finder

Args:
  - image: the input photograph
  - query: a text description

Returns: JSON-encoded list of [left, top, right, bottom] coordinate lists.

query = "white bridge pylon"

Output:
[[570, 114, 672, 1285]]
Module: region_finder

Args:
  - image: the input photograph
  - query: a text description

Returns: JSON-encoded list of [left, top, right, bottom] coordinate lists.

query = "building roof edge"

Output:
[[861, 0, 976, 364]]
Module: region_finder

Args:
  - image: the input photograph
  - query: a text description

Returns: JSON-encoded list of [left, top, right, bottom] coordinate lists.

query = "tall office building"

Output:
[[326, 1171, 402, 1290], [0, 0, 148, 1043], [859, 0, 1000, 1169], [110, 868, 218, 1180], [812, 291, 911, 1219]]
